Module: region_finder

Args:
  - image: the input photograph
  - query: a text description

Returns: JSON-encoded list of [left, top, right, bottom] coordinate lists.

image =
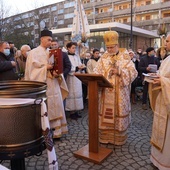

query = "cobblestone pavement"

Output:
[[1, 101, 158, 170]]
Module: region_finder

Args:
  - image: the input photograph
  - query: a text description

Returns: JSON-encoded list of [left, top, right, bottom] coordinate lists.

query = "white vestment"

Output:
[[65, 53, 84, 111], [149, 55, 170, 170], [25, 45, 68, 138], [86, 58, 98, 73]]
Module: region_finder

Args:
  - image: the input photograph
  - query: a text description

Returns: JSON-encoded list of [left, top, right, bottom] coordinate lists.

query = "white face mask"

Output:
[[3, 49, 10, 56]]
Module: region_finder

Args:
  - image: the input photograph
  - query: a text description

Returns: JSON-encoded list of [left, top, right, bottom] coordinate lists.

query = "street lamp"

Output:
[[129, 0, 133, 49]]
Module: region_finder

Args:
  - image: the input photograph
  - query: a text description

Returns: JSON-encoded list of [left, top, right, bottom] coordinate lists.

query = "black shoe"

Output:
[[70, 113, 77, 120], [53, 137, 61, 141], [142, 104, 147, 110], [75, 112, 82, 118]]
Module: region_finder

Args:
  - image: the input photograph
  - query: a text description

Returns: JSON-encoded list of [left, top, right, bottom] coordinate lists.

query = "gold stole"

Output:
[[100, 55, 120, 128]]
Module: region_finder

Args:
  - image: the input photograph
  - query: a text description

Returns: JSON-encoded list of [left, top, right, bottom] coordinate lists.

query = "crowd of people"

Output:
[[0, 28, 170, 170]]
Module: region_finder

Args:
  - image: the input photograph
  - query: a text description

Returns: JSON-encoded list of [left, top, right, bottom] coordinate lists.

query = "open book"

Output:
[[148, 64, 157, 73], [142, 73, 159, 83]]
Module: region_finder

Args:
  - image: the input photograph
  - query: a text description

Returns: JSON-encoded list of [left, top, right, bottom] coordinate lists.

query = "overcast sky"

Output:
[[6, 0, 64, 16]]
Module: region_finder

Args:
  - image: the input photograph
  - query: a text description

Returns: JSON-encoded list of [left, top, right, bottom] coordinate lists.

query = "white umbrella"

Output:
[[71, 0, 90, 45]]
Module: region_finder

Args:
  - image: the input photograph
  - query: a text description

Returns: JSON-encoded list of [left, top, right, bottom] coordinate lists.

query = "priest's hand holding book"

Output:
[[78, 64, 86, 70], [47, 64, 54, 70], [142, 72, 160, 84], [152, 77, 161, 85]]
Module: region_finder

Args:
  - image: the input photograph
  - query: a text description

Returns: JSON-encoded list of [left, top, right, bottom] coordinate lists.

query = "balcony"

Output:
[[113, 8, 131, 17], [83, 0, 113, 9], [95, 11, 113, 19], [133, 16, 170, 28], [135, 1, 170, 14]]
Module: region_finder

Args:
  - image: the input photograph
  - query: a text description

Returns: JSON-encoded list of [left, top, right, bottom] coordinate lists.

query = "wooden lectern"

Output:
[[74, 73, 113, 164]]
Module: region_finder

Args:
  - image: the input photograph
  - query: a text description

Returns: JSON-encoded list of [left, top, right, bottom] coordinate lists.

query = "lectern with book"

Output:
[[74, 73, 113, 164]]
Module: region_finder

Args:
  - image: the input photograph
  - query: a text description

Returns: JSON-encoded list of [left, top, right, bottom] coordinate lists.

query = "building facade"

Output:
[[1, 0, 170, 50]]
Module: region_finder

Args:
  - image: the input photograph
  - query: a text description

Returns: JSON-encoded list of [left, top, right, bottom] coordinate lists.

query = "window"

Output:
[[119, 6, 122, 10], [39, 8, 50, 14], [164, 12, 170, 17], [123, 18, 128, 23], [58, 9, 64, 14], [152, 0, 160, 3], [58, 20, 64, 25], [108, 8, 113, 12], [67, 24, 73, 28], [127, 17, 131, 22], [146, 1, 151, 5], [64, 2, 75, 8], [123, 5, 128, 9], [99, 9, 104, 13], [64, 13, 74, 19], [44, 18, 49, 23], [14, 17, 20, 21], [152, 14, 158, 19], [22, 13, 29, 19], [146, 15, 151, 20], [51, 6, 57, 11], [141, 16, 145, 20]]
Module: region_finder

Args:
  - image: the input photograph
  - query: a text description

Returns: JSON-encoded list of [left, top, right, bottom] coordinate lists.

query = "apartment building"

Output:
[[1, 0, 170, 50]]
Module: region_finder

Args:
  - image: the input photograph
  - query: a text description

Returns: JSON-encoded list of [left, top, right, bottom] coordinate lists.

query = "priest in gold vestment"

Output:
[[149, 34, 170, 170], [94, 31, 137, 145]]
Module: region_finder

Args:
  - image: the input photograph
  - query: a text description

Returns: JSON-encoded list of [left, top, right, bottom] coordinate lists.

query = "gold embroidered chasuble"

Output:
[[94, 49, 137, 144], [149, 55, 170, 151]]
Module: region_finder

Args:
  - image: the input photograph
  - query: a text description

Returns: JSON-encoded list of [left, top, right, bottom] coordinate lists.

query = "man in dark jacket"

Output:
[[138, 47, 160, 110], [0, 41, 18, 81]]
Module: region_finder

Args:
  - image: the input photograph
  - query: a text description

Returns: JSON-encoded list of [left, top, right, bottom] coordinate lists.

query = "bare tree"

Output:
[[1, 1, 52, 48], [0, 0, 11, 40]]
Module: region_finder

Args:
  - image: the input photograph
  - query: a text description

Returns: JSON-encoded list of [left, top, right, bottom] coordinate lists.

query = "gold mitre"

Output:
[[103, 31, 119, 46]]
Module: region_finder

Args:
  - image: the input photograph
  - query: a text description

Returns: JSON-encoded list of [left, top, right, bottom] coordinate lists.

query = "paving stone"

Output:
[[131, 163, 141, 169], [36, 160, 44, 166], [60, 165, 69, 170], [28, 161, 36, 166], [36, 166, 44, 170], [1, 103, 159, 170], [79, 164, 92, 169], [137, 160, 146, 166]]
